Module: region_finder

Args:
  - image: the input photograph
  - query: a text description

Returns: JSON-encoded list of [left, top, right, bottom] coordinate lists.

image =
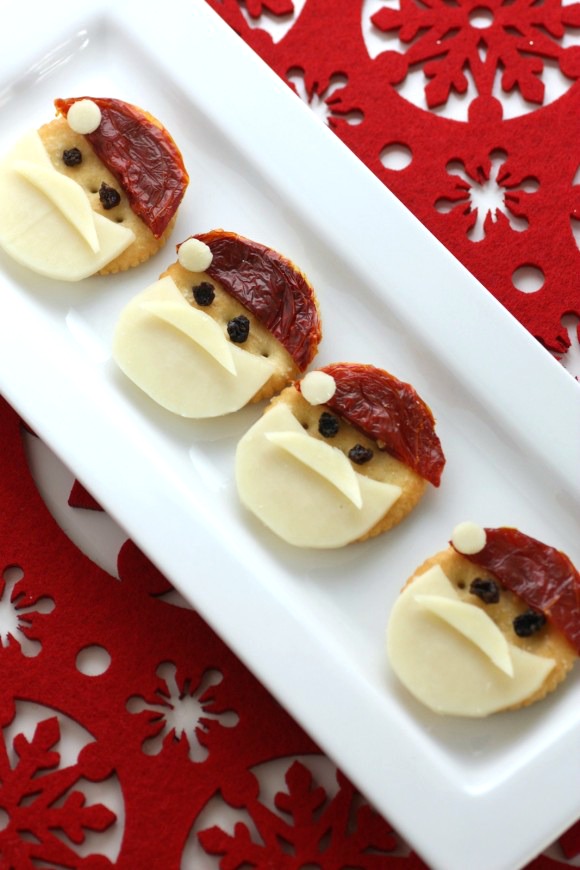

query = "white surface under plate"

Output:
[[0, 2, 579, 868]]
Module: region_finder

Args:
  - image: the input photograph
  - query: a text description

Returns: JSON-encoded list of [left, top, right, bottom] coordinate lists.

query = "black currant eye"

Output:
[[227, 315, 250, 343], [98, 182, 121, 209], [469, 577, 500, 604], [348, 444, 373, 464], [318, 412, 339, 438], [62, 147, 82, 166], [513, 610, 546, 637], [192, 282, 215, 306]]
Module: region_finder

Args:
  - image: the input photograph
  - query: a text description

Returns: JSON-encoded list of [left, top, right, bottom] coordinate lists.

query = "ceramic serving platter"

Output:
[[0, 2, 579, 868]]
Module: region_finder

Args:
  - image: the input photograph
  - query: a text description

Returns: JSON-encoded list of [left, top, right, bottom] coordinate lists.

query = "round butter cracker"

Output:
[[394, 547, 576, 713], [38, 116, 175, 274], [269, 384, 427, 543]]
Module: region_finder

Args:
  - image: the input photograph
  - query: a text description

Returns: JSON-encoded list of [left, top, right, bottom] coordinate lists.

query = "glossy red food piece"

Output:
[[311, 362, 445, 486], [454, 527, 580, 654], [191, 230, 321, 371], [55, 97, 189, 238]]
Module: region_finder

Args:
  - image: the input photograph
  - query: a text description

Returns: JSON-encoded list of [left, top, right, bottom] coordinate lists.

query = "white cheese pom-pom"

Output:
[[178, 238, 213, 272], [452, 521, 487, 555], [300, 370, 336, 405], [67, 99, 102, 134]]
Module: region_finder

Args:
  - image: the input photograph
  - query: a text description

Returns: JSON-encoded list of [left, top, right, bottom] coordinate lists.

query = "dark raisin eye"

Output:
[[348, 444, 373, 464], [98, 182, 121, 209], [192, 282, 215, 306], [62, 147, 82, 166], [513, 610, 546, 637], [227, 315, 250, 343], [318, 412, 340, 438], [469, 577, 500, 604]]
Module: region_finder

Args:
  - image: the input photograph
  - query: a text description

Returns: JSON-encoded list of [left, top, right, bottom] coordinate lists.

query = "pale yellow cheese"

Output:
[[139, 299, 236, 374], [13, 159, 100, 252], [236, 402, 402, 548], [265, 429, 362, 508], [0, 130, 134, 280], [113, 276, 275, 418], [387, 566, 556, 716], [413, 593, 513, 676]]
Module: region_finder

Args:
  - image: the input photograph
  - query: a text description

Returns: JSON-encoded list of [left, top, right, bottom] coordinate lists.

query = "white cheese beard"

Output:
[[0, 130, 134, 280], [235, 402, 402, 548], [387, 565, 555, 717], [112, 276, 275, 417]]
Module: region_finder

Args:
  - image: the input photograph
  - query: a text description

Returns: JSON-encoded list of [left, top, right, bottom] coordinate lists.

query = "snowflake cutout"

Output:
[[370, 0, 580, 114], [243, 0, 295, 16], [197, 760, 400, 867], [436, 148, 539, 240], [127, 662, 239, 763], [0, 565, 55, 657], [0, 715, 115, 867], [286, 68, 363, 127], [237, 0, 305, 43]]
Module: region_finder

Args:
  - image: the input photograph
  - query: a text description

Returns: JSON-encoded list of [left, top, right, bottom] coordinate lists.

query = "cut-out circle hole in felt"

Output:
[[380, 142, 413, 171], [512, 264, 545, 293], [76, 645, 112, 677], [0, 808, 9, 832], [469, 7, 494, 29], [3, 564, 24, 584]]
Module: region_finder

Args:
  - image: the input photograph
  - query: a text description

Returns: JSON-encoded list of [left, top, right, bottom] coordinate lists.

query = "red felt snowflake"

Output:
[[0, 715, 115, 868], [371, 0, 580, 112], [198, 760, 404, 868]]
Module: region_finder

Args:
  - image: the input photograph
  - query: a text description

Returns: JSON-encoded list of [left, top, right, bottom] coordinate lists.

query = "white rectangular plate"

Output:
[[0, 2, 579, 868]]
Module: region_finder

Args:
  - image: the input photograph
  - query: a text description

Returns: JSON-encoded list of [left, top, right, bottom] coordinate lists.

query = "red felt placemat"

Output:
[[204, 0, 580, 369]]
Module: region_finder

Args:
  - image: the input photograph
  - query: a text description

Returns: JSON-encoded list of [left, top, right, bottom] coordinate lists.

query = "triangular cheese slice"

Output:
[[113, 276, 275, 418], [139, 298, 236, 374], [414, 593, 513, 676], [387, 566, 556, 717], [266, 430, 362, 508], [236, 402, 402, 548], [0, 130, 134, 280], [13, 159, 99, 252]]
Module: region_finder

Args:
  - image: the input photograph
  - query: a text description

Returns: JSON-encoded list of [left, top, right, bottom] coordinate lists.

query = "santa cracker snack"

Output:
[[112, 230, 322, 417], [235, 362, 445, 548], [387, 522, 580, 717], [0, 97, 189, 280]]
